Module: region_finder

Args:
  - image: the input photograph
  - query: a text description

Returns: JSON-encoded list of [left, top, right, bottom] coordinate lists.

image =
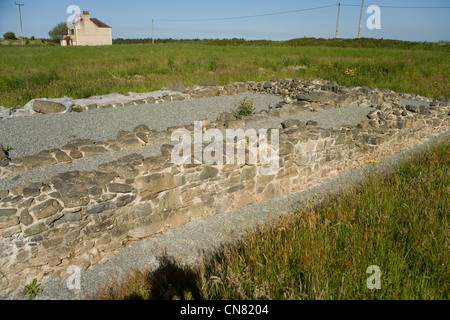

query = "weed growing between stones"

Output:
[[2, 146, 12, 153], [1, 145, 12, 161], [231, 98, 256, 117], [24, 278, 43, 300], [71, 106, 83, 113]]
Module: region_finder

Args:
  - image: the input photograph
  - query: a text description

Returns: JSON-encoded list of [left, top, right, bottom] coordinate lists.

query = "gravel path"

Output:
[[246, 104, 372, 131], [22, 129, 447, 300], [0, 93, 282, 159]]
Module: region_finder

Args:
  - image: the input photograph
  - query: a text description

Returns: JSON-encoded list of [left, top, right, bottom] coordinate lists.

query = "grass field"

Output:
[[92, 140, 449, 300], [1, 38, 449, 108]]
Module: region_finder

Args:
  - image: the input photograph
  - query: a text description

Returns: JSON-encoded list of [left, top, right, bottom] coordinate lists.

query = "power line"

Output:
[[155, 3, 450, 22], [155, 4, 337, 22], [341, 4, 450, 9], [151, 3, 450, 40]]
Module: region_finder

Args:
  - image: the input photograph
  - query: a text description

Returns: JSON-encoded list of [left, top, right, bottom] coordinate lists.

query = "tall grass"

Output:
[[1, 39, 449, 108], [93, 140, 449, 300]]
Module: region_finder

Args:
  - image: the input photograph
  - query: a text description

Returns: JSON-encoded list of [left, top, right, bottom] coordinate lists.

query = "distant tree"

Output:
[[48, 22, 68, 43], [3, 32, 16, 40], [30, 36, 35, 40]]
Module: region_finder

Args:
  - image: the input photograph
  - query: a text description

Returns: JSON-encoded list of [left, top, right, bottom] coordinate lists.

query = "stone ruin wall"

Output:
[[0, 78, 449, 296]]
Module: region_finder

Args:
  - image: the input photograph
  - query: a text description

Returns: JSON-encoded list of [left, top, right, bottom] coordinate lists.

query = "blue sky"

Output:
[[0, 0, 449, 41]]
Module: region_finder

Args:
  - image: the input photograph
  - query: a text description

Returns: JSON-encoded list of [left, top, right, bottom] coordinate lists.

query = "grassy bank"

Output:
[[93, 140, 449, 300], [1, 38, 449, 108]]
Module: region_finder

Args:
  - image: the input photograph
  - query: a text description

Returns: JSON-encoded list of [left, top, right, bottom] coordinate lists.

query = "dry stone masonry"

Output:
[[0, 78, 449, 297], [0, 91, 189, 119]]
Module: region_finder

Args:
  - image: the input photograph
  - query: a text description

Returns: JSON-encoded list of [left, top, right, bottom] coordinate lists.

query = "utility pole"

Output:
[[335, 2, 341, 39], [15, 2, 25, 45], [152, 19, 154, 44], [358, 0, 364, 38]]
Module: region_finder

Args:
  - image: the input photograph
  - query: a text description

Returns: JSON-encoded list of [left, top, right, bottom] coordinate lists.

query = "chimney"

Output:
[[83, 11, 90, 21]]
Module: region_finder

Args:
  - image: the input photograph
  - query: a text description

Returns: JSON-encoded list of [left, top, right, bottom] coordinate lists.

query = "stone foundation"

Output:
[[0, 78, 449, 297]]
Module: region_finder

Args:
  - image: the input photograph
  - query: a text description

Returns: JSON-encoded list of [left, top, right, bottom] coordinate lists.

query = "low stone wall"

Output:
[[0, 128, 171, 177], [0, 78, 449, 297]]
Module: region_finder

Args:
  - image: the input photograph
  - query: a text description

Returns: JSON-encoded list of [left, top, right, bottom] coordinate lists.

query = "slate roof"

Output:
[[68, 17, 111, 30], [90, 18, 111, 29]]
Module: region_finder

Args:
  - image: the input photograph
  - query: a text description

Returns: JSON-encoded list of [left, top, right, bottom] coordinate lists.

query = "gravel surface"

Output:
[[0, 93, 282, 159], [18, 129, 447, 300], [246, 104, 372, 131]]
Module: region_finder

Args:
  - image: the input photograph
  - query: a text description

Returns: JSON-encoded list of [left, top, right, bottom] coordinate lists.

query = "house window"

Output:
[[70, 29, 74, 35]]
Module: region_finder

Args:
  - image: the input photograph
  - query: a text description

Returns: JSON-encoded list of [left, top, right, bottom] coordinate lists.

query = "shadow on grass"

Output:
[[93, 254, 203, 300], [146, 255, 203, 300]]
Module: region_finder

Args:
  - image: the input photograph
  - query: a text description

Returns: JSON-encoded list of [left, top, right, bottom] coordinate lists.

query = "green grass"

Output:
[[92, 140, 449, 300], [1, 38, 449, 108]]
